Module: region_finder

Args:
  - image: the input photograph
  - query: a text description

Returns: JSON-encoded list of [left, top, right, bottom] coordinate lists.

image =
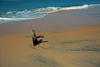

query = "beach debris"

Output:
[[31, 29, 44, 46]]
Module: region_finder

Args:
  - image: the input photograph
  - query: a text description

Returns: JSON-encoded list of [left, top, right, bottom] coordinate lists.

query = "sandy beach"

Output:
[[0, 6, 100, 67], [0, 25, 100, 67]]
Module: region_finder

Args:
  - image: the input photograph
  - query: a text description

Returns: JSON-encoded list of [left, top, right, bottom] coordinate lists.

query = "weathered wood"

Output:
[[31, 29, 45, 46], [31, 30, 39, 46], [37, 35, 44, 38]]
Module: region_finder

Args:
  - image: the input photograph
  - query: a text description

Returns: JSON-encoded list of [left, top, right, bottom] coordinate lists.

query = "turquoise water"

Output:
[[0, 0, 100, 23]]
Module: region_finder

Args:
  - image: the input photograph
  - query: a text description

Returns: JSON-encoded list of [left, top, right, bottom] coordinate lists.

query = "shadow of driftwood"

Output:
[[32, 35, 48, 46], [25, 35, 48, 46], [31, 29, 48, 46], [37, 39, 48, 46]]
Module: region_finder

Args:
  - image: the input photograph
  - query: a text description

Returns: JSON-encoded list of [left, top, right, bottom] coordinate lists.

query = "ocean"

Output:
[[0, 0, 100, 23]]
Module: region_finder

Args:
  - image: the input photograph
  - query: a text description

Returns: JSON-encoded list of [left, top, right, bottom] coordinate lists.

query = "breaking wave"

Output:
[[0, 4, 100, 23]]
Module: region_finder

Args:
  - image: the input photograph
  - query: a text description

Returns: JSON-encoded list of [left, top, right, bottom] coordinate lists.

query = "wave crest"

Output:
[[0, 4, 100, 23]]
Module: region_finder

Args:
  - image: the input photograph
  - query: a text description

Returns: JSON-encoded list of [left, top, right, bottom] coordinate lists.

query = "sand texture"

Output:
[[0, 25, 100, 67]]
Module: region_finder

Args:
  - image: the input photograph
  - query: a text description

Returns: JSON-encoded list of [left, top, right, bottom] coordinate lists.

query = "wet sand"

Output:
[[0, 6, 100, 67], [0, 6, 100, 36]]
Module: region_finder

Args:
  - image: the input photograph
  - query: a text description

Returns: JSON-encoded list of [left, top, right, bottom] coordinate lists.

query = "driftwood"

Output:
[[31, 30, 44, 46]]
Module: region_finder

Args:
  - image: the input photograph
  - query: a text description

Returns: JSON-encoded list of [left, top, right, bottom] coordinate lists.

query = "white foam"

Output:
[[61, 4, 89, 10], [0, 4, 100, 23], [89, 4, 100, 7], [0, 18, 28, 23]]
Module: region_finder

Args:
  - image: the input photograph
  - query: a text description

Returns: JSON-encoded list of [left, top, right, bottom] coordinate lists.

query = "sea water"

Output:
[[0, 0, 100, 23]]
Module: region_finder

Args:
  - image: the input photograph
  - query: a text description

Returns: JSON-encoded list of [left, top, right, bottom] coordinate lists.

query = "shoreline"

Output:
[[0, 5, 100, 36]]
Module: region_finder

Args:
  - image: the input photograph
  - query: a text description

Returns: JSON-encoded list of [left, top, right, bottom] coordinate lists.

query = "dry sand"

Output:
[[0, 25, 100, 67]]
